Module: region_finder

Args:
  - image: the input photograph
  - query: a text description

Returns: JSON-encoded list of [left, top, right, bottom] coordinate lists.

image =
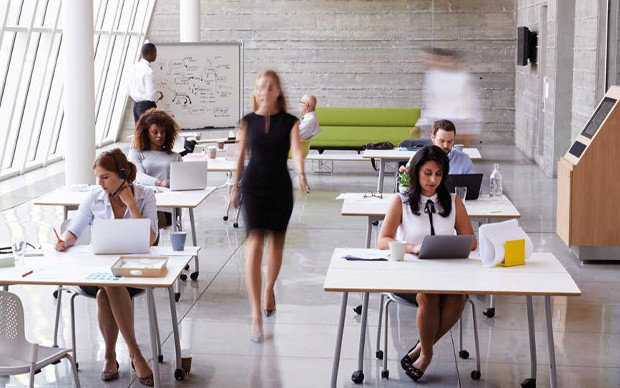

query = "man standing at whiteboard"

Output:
[[128, 42, 164, 122], [298, 95, 321, 140]]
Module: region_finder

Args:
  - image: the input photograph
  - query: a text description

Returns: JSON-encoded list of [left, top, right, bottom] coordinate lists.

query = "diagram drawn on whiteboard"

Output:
[[152, 43, 242, 129]]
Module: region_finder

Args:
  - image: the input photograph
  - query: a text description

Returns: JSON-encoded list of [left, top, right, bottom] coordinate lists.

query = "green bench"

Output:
[[310, 107, 421, 153]]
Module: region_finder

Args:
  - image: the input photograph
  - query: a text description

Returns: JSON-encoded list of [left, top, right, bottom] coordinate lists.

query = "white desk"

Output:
[[0, 247, 197, 387], [362, 148, 482, 192], [305, 153, 366, 173], [324, 248, 581, 388], [33, 186, 215, 281], [340, 193, 521, 249]]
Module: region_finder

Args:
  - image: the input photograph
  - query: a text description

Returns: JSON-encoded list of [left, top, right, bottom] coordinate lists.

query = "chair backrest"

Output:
[[0, 290, 27, 346], [60, 219, 91, 246], [288, 140, 311, 159], [399, 138, 432, 148]]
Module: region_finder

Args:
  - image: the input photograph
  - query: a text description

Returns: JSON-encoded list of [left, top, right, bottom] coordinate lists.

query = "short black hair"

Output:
[[141, 43, 157, 59]]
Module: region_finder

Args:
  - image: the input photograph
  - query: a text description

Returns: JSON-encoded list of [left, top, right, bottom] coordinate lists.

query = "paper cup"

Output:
[[171, 232, 187, 251], [389, 241, 406, 261], [181, 355, 192, 374]]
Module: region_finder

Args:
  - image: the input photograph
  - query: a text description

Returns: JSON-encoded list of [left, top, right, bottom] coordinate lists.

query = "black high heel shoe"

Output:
[[264, 290, 276, 317], [400, 339, 420, 371]]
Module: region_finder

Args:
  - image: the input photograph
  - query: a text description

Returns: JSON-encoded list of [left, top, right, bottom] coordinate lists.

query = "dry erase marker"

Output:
[[22, 270, 33, 277]]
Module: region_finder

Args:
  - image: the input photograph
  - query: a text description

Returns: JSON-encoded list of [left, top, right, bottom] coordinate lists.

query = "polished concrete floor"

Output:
[[1, 144, 619, 387]]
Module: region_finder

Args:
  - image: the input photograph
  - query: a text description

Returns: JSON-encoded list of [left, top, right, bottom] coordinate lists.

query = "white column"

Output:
[[61, 0, 96, 185], [180, 0, 200, 42]]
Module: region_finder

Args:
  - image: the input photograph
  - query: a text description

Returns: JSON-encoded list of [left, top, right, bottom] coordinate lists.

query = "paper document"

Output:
[[341, 249, 389, 261], [479, 219, 532, 267]]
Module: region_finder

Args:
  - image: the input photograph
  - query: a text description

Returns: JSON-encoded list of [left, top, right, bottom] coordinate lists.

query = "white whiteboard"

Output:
[[152, 42, 243, 129]]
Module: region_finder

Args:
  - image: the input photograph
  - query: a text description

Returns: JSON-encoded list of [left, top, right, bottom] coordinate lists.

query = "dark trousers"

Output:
[[133, 100, 157, 122]]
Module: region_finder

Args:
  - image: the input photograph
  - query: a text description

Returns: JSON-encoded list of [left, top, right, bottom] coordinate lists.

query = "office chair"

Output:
[[0, 290, 81, 387], [375, 293, 481, 380], [52, 220, 162, 369]]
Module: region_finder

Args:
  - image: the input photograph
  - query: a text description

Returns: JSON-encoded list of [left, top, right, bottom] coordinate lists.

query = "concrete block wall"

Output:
[[128, 0, 516, 144]]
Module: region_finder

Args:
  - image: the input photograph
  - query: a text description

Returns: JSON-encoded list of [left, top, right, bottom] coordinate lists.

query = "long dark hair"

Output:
[[405, 145, 452, 217]]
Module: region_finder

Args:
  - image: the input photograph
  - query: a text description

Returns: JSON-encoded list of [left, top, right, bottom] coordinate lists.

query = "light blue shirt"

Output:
[[67, 184, 158, 239], [448, 148, 474, 174]]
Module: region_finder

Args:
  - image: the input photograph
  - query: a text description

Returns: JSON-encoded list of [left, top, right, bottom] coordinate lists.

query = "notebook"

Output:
[[91, 219, 150, 254], [417, 235, 475, 259], [169, 161, 208, 191], [445, 173, 483, 200]]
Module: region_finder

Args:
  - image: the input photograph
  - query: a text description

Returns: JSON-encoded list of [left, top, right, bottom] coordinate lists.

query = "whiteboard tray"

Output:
[[111, 256, 168, 277]]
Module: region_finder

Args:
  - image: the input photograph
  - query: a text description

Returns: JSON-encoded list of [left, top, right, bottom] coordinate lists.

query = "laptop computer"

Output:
[[169, 161, 208, 191], [445, 173, 483, 200], [91, 219, 151, 254], [417, 235, 475, 259]]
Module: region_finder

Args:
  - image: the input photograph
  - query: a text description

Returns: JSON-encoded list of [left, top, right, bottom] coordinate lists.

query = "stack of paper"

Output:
[[479, 219, 532, 267], [341, 249, 389, 261]]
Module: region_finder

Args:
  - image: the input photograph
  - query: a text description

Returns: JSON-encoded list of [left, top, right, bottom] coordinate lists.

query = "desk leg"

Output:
[[146, 289, 161, 388], [365, 218, 372, 249], [188, 209, 199, 280], [63, 206, 68, 220], [377, 160, 385, 193], [331, 292, 348, 388], [522, 295, 537, 388], [544, 296, 557, 388], [168, 286, 185, 380], [351, 292, 369, 384]]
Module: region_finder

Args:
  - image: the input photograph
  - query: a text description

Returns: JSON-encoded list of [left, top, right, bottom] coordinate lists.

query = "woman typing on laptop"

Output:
[[54, 149, 157, 386], [128, 109, 182, 227], [377, 145, 477, 383]]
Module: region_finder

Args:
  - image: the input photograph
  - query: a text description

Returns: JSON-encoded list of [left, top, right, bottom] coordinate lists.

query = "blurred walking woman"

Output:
[[232, 70, 308, 342]]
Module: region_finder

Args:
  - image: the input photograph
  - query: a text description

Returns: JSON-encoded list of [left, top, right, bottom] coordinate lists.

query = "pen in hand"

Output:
[[53, 227, 62, 243]]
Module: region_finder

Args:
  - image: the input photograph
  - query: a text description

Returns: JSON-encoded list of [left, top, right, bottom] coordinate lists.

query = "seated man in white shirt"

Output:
[[128, 43, 164, 122], [298, 95, 321, 141]]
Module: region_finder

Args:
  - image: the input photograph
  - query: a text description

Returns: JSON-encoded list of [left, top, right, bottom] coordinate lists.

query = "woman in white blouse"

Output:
[[377, 145, 477, 383], [55, 149, 157, 386]]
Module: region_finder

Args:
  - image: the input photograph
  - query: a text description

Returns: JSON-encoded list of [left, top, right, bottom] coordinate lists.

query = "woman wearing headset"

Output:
[[55, 149, 157, 386]]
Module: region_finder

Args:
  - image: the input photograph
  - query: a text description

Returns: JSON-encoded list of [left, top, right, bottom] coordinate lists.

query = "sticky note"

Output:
[[502, 239, 526, 267]]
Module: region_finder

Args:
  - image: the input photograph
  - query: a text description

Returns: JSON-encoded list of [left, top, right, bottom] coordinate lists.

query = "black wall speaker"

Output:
[[517, 26, 538, 66]]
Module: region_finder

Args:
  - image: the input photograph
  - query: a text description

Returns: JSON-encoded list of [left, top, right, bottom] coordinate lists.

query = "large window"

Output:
[[0, 0, 155, 180]]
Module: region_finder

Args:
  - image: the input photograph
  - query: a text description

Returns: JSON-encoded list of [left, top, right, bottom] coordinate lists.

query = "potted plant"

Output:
[[397, 165, 410, 193]]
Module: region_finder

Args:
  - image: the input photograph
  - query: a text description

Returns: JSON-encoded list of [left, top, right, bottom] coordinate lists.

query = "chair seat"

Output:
[[0, 346, 70, 374]]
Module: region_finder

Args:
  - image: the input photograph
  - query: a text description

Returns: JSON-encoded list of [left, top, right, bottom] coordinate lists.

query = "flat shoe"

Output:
[[100, 360, 119, 381], [400, 339, 420, 371], [405, 365, 424, 382]]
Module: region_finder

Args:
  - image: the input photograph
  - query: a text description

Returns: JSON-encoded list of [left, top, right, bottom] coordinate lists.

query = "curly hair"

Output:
[[133, 109, 180, 152], [93, 148, 137, 183], [405, 145, 452, 217], [251, 70, 287, 113]]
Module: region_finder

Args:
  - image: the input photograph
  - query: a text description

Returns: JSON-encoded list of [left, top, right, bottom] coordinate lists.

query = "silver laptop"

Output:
[[417, 235, 475, 259], [91, 219, 150, 254], [169, 161, 208, 191]]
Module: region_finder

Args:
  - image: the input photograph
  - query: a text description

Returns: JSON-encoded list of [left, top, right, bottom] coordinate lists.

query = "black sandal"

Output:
[[405, 365, 425, 382], [400, 339, 420, 371]]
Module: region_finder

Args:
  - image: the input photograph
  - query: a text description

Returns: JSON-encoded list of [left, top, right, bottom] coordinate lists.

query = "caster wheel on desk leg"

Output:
[[174, 368, 185, 381], [158, 355, 164, 363], [521, 378, 536, 388], [223, 216, 228, 221], [53, 290, 58, 299], [76, 362, 79, 371], [175, 292, 180, 302], [459, 350, 469, 359], [483, 308, 495, 318], [376, 350, 383, 360], [353, 305, 362, 315], [381, 369, 389, 379], [184, 264, 190, 270], [233, 222, 239, 228], [351, 370, 364, 384], [190, 272, 199, 281], [180, 274, 187, 281], [471, 370, 481, 380]]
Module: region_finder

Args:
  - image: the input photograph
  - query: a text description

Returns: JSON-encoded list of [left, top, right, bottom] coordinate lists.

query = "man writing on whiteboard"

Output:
[[128, 42, 164, 122]]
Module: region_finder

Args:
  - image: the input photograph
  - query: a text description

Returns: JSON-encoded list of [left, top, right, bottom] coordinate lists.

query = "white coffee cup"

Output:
[[389, 241, 407, 261]]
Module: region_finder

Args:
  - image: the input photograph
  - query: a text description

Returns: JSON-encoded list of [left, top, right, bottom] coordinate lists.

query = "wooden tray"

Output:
[[111, 256, 168, 277]]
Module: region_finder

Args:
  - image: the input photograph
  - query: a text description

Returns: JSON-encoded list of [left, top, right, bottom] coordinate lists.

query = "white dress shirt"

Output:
[[298, 111, 321, 140], [67, 184, 159, 238], [127, 58, 159, 102], [396, 193, 456, 244]]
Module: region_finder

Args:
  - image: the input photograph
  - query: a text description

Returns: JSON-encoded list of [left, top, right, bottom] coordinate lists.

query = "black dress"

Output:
[[241, 111, 298, 232]]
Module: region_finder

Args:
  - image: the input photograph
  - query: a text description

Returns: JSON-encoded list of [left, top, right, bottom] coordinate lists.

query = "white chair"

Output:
[[375, 293, 481, 380], [0, 290, 81, 387], [52, 220, 162, 369]]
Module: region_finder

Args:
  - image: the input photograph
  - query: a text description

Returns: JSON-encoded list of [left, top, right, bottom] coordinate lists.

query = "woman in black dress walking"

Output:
[[232, 70, 308, 342]]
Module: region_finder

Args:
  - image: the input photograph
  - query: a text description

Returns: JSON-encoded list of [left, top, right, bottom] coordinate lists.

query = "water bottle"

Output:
[[489, 163, 503, 199]]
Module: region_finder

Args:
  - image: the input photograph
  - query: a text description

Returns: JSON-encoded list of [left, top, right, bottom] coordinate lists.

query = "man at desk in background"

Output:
[[128, 42, 163, 122], [408, 119, 474, 174], [298, 95, 321, 140]]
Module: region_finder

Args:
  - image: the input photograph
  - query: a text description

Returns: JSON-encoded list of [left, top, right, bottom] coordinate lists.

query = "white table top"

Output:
[[323, 248, 581, 296], [0, 246, 198, 288], [306, 153, 366, 161], [33, 186, 216, 209], [339, 193, 521, 219], [362, 147, 481, 161]]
